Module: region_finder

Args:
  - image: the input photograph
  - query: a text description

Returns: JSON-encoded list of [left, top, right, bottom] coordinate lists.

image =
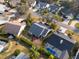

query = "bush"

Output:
[[51, 23, 59, 31], [14, 49, 20, 56], [75, 23, 79, 29], [65, 30, 74, 36], [52, 14, 64, 22], [38, 47, 51, 56], [48, 55, 57, 59]]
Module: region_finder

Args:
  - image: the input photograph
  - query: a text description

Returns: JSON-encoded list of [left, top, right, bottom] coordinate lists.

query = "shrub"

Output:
[[75, 23, 79, 29], [48, 55, 57, 59], [14, 49, 20, 56], [51, 23, 59, 31], [65, 30, 74, 36], [52, 14, 64, 22]]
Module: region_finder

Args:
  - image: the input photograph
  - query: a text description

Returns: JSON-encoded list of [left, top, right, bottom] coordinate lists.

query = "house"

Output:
[[3, 20, 26, 36], [48, 4, 59, 13], [60, 8, 74, 19], [45, 32, 76, 59], [35, 1, 49, 9], [0, 4, 8, 13], [29, 22, 52, 38], [74, 49, 79, 59], [0, 40, 8, 52], [15, 52, 30, 59]]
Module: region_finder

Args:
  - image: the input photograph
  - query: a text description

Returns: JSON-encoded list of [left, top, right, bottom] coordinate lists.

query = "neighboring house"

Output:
[[48, 4, 59, 13], [0, 40, 8, 52], [0, 13, 16, 25], [3, 20, 26, 36], [0, 4, 8, 13], [29, 22, 52, 38], [45, 32, 76, 59], [35, 2, 49, 9], [15, 52, 30, 59], [60, 8, 74, 19], [74, 49, 79, 59]]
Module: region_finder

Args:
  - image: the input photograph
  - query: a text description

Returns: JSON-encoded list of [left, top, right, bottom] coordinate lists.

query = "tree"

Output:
[[60, 0, 79, 16], [65, 30, 74, 36], [48, 55, 57, 59], [52, 14, 64, 22], [70, 0, 79, 14], [16, 3, 29, 15], [30, 46, 40, 59], [50, 23, 59, 31], [14, 49, 20, 56]]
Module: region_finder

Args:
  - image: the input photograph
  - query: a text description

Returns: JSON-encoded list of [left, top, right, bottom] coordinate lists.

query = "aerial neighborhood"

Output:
[[0, 0, 79, 59]]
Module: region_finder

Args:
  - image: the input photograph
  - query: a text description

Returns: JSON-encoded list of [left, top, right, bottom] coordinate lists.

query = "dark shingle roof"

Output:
[[49, 4, 59, 13], [29, 23, 43, 37], [29, 23, 51, 37], [45, 32, 75, 53], [36, 2, 47, 9]]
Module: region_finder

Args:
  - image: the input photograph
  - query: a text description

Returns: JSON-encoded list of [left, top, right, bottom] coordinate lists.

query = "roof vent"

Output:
[[60, 40, 63, 44]]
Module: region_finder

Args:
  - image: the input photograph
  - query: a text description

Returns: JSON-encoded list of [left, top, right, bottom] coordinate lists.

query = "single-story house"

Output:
[[45, 32, 76, 59], [0, 4, 8, 13], [15, 52, 30, 59], [35, 1, 49, 9], [3, 20, 26, 36], [74, 49, 79, 59], [60, 8, 74, 19], [0, 40, 8, 52], [29, 22, 52, 38], [48, 4, 59, 13]]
